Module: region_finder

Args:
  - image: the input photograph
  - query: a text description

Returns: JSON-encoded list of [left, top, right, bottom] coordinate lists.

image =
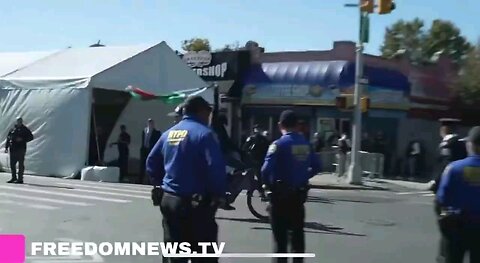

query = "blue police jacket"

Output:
[[146, 115, 227, 198], [261, 132, 322, 188], [436, 155, 480, 216]]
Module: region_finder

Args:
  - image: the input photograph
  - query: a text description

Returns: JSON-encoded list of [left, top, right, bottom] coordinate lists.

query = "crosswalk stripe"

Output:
[[0, 199, 59, 210], [56, 183, 149, 194], [422, 193, 435, 197], [0, 192, 92, 206], [396, 191, 431, 195], [72, 180, 152, 190], [0, 185, 130, 203], [67, 188, 150, 199]]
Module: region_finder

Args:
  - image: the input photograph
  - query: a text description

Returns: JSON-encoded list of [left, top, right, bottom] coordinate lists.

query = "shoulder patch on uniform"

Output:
[[267, 143, 277, 155]]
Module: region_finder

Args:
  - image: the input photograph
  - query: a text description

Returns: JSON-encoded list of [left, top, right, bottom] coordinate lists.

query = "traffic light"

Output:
[[378, 0, 395, 14], [360, 97, 370, 112], [360, 0, 374, 13]]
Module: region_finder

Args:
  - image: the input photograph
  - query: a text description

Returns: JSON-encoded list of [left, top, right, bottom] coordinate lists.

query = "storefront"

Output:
[[181, 50, 251, 143], [241, 61, 410, 149]]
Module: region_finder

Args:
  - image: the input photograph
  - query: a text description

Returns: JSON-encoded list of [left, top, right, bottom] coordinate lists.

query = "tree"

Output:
[[181, 38, 211, 52], [380, 18, 425, 62], [380, 18, 471, 65], [216, 41, 242, 52], [455, 40, 480, 104], [423, 20, 472, 65]]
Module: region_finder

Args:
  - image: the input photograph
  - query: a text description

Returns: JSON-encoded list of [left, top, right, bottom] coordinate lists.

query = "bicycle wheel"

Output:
[[247, 186, 269, 222]]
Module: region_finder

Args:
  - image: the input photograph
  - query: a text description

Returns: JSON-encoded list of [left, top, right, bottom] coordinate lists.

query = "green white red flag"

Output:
[[126, 85, 210, 104]]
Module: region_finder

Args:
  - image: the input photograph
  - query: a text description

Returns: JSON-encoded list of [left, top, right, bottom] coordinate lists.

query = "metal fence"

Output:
[[316, 150, 385, 178]]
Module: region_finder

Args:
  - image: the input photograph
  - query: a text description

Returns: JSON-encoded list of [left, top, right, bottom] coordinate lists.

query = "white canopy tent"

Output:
[[0, 50, 59, 77], [0, 42, 211, 177]]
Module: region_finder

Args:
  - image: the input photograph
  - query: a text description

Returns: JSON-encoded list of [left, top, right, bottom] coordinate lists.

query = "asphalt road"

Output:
[[0, 173, 442, 263]]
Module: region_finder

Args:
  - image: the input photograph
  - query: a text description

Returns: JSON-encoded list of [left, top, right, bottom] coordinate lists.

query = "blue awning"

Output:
[[244, 60, 410, 93]]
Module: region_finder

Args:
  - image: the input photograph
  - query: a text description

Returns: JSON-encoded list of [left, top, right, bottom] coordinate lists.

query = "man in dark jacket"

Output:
[[243, 125, 270, 188], [140, 119, 161, 184], [5, 117, 34, 184], [110, 125, 131, 182]]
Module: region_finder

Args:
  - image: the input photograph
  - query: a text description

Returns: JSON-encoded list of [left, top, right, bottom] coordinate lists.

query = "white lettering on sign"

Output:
[[193, 62, 228, 78]]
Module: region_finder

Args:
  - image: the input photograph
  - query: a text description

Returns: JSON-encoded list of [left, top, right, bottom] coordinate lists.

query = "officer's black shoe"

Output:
[[7, 179, 16, 183], [14, 180, 24, 184]]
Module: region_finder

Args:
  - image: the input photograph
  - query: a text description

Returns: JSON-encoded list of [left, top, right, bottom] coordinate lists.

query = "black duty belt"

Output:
[[163, 191, 219, 208]]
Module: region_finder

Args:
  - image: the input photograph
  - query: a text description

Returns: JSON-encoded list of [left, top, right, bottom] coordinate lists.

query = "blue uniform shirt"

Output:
[[436, 155, 480, 216], [261, 132, 322, 188], [146, 115, 227, 198]]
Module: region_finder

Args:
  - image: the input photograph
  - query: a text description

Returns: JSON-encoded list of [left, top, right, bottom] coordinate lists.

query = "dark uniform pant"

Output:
[[9, 148, 26, 181], [269, 194, 305, 263], [160, 192, 219, 263], [118, 152, 128, 182], [140, 148, 150, 184], [437, 224, 480, 263]]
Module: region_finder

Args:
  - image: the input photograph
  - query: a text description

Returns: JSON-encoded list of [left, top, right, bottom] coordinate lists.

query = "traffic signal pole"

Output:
[[343, 0, 394, 185], [346, 0, 365, 185]]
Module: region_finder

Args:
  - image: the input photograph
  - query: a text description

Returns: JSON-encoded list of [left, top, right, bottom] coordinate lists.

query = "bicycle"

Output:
[[226, 167, 270, 222]]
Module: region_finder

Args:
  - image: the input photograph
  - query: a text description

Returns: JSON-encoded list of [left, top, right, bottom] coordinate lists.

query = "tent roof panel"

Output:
[[0, 51, 58, 76], [3, 44, 154, 79]]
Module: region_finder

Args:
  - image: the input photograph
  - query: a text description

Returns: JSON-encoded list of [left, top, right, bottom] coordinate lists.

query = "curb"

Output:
[[309, 184, 389, 191]]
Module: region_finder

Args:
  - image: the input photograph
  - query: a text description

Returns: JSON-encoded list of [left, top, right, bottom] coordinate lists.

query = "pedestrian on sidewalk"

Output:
[[109, 125, 131, 182], [430, 119, 467, 193], [337, 132, 351, 177], [140, 119, 161, 184], [5, 117, 34, 184], [435, 126, 480, 263], [261, 110, 321, 263], [406, 133, 423, 180]]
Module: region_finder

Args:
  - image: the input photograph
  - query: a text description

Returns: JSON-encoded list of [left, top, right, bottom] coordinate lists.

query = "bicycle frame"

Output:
[[227, 169, 256, 204]]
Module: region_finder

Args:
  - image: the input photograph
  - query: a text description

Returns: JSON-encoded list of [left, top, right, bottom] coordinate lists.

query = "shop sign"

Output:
[[183, 51, 228, 78]]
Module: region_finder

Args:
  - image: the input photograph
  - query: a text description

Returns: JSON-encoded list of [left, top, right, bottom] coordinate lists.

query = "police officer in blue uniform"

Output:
[[147, 96, 227, 263], [435, 126, 480, 263], [261, 110, 321, 263]]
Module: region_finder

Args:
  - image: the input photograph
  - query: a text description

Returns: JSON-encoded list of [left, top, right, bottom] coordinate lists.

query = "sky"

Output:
[[0, 0, 478, 55]]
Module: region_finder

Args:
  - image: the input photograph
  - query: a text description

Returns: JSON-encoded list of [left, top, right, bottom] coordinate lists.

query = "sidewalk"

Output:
[[371, 178, 434, 191], [309, 173, 390, 191]]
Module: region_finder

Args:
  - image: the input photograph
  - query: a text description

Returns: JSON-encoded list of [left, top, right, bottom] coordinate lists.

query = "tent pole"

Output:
[[92, 105, 101, 165]]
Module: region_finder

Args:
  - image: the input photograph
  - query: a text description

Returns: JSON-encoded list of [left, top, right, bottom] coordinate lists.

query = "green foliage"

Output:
[[423, 20, 472, 65], [217, 41, 242, 52], [380, 18, 471, 65], [455, 41, 480, 104], [181, 38, 211, 52]]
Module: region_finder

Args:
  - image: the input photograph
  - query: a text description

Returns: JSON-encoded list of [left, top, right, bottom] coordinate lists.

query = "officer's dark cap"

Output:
[[279, 110, 298, 128], [183, 96, 212, 115], [167, 103, 185, 117], [439, 118, 461, 127], [467, 126, 480, 145]]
